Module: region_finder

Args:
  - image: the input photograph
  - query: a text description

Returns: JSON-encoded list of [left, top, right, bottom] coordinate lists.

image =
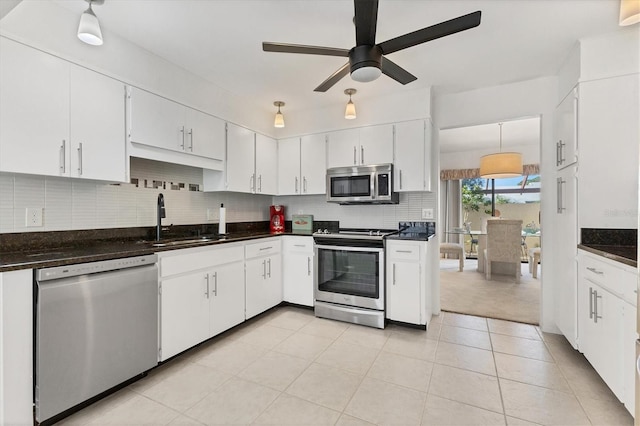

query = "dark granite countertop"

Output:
[[577, 244, 637, 268], [0, 231, 283, 273]]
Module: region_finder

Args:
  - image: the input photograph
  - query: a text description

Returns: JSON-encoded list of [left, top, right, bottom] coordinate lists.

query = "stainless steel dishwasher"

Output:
[[35, 254, 159, 423]]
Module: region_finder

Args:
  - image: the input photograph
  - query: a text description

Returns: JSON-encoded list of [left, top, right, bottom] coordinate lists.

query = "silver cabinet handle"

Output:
[[303, 177, 307, 193], [353, 146, 357, 165], [205, 274, 210, 298], [259, 246, 273, 251], [399, 170, 403, 189], [77, 143, 83, 175], [396, 250, 413, 254], [294, 244, 306, 248], [258, 175, 262, 192], [361, 146, 364, 164], [393, 263, 396, 285], [250, 173, 255, 192], [188, 128, 193, 152], [267, 258, 272, 278], [307, 256, 311, 276], [212, 271, 218, 296], [295, 176, 299, 194], [594, 289, 602, 323], [556, 177, 565, 213], [180, 126, 185, 149], [589, 287, 594, 319], [586, 267, 604, 275], [262, 259, 266, 279], [557, 140, 565, 166], [60, 140, 66, 173]]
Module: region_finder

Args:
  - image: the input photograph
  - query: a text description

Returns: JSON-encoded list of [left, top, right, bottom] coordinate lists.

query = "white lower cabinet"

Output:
[[0, 269, 33, 426], [245, 238, 283, 319], [385, 240, 432, 326], [282, 236, 314, 307], [159, 243, 245, 361], [577, 250, 636, 410]]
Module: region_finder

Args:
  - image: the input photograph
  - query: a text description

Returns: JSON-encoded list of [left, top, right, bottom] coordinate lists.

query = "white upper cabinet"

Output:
[[226, 123, 256, 193], [300, 133, 327, 194], [69, 65, 126, 182], [0, 37, 126, 182], [277, 134, 326, 195], [327, 124, 393, 168], [554, 87, 578, 170], [128, 87, 225, 162], [578, 74, 639, 229], [394, 119, 431, 192], [277, 137, 301, 195], [255, 133, 278, 195]]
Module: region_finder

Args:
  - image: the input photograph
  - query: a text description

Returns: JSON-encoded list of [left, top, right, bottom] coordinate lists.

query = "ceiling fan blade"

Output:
[[314, 63, 350, 92], [378, 10, 481, 55], [262, 42, 349, 57], [381, 57, 417, 85], [354, 0, 378, 46]]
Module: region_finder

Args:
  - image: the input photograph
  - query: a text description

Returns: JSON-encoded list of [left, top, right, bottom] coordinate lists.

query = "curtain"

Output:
[[442, 179, 462, 243]]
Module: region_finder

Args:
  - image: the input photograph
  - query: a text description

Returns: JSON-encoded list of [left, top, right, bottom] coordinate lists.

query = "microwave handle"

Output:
[[371, 172, 377, 200]]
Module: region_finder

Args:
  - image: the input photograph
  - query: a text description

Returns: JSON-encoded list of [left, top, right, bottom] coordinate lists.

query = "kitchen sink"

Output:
[[150, 237, 214, 247]]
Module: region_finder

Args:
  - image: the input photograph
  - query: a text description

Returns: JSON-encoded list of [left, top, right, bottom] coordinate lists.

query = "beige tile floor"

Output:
[[59, 307, 634, 426]]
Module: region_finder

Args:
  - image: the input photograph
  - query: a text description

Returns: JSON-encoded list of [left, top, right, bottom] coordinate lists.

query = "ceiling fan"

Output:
[[262, 0, 481, 92]]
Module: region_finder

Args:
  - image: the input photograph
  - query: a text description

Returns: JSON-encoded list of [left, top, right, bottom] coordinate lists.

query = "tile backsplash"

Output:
[[0, 158, 272, 233]]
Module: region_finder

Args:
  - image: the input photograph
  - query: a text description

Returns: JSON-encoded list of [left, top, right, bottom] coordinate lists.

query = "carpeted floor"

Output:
[[439, 258, 540, 325]]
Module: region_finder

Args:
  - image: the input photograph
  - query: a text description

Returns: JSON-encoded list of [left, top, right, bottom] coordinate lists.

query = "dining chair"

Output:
[[484, 219, 523, 283]]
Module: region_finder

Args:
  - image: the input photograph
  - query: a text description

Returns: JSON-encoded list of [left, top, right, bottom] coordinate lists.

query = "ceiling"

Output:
[[44, 0, 622, 117], [439, 116, 541, 154]]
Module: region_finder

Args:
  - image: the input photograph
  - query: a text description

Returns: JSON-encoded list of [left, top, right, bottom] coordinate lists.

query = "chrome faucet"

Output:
[[156, 193, 166, 241]]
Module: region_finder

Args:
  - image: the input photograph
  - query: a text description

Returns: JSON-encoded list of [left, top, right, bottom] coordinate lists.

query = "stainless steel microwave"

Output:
[[326, 163, 399, 204]]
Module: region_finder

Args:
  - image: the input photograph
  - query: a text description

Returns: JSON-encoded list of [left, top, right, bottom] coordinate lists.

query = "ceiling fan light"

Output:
[[479, 152, 523, 179], [77, 4, 103, 46], [351, 66, 381, 82], [619, 0, 640, 25]]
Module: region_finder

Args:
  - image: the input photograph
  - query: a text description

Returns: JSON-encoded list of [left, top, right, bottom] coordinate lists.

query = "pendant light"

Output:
[[344, 88, 357, 120], [619, 0, 640, 26], [479, 123, 523, 179], [77, 0, 104, 46], [273, 101, 285, 128]]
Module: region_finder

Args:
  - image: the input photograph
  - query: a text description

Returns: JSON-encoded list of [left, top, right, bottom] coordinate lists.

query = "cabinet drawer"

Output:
[[580, 252, 625, 297], [387, 244, 421, 261], [160, 244, 244, 277], [245, 238, 281, 259], [282, 236, 313, 253]]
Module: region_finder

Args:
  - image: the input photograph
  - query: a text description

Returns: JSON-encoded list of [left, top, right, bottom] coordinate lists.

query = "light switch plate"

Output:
[[421, 208, 434, 219], [26, 208, 43, 227]]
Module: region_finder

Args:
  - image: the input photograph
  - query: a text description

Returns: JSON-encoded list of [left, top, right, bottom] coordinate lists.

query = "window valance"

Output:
[[440, 164, 540, 181]]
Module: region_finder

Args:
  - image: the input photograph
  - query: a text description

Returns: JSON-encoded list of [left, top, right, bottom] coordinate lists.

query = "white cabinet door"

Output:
[[282, 237, 314, 307], [386, 241, 423, 324], [69, 65, 126, 182], [394, 120, 425, 192], [160, 272, 210, 361], [185, 108, 225, 161], [359, 124, 394, 166], [255, 133, 278, 195], [554, 165, 578, 348], [555, 87, 578, 170], [0, 37, 69, 177], [301, 134, 327, 195], [209, 260, 246, 337], [245, 253, 282, 319], [327, 128, 360, 168], [226, 123, 255, 193], [578, 75, 639, 229], [277, 137, 301, 195], [129, 87, 185, 152]]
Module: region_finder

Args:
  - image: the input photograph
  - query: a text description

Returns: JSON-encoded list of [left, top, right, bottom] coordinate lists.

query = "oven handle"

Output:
[[314, 244, 384, 253]]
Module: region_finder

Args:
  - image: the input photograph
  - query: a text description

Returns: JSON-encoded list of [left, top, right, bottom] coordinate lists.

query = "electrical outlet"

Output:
[[421, 208, 434, 219], [26, 208, 43, 227]]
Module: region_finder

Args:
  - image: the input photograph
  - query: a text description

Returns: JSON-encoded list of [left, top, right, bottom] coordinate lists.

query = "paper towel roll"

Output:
[[219, 203, 226, 234]]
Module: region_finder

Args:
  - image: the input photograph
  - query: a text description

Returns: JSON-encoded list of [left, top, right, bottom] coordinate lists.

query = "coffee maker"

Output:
[[270, 205, 285, 234]]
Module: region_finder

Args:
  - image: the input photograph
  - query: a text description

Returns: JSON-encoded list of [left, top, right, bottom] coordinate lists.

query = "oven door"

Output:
[[314, 243, 384, 311]]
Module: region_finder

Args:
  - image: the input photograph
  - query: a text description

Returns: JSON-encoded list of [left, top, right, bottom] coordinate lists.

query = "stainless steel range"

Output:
[[313, 228, 396, 329]]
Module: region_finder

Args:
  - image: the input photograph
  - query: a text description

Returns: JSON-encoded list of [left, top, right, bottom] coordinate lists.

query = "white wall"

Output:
[[433, 76, 558, 333], [440, 143, 540, 170]]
